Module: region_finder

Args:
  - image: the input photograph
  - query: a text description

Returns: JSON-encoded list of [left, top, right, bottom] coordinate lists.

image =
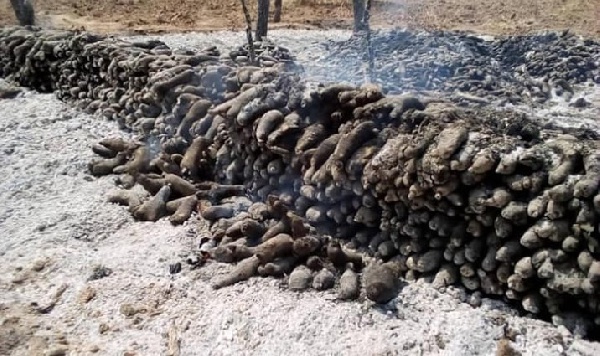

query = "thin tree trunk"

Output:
[[10, 0, 35, 26], [256, 0, 270, 40], [352, 0, 366, 33], [273, 0, 282, 23], [363, 0, 375, 82], [239, 0, 256, 64]]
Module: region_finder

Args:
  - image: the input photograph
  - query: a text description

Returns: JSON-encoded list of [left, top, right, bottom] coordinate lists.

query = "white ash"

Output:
[[1, 82, 599, 354]]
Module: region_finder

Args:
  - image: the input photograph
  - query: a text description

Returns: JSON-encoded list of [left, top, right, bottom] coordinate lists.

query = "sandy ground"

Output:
[[0, 0, 599, 37], [2, 86, 600, 355]]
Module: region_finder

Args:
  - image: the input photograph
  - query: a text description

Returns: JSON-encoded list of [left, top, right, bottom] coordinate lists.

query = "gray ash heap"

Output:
[[311, 29, 600, 106], [1, 26, 600, 339]]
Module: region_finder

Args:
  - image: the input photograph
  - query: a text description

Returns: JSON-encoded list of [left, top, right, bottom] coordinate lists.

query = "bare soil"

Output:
[[0, 0, 599, 37]]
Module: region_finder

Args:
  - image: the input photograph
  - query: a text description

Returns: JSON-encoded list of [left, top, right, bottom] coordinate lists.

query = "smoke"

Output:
[[145, 134, 162, 160]]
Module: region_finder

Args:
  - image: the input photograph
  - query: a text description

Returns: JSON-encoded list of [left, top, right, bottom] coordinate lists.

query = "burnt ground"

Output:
[[1, 1, 600, 355], [0, 0, 599, 37]]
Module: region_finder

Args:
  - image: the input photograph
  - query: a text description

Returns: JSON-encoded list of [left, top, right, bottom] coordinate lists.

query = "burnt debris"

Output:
[[1, 26, 600, 339]]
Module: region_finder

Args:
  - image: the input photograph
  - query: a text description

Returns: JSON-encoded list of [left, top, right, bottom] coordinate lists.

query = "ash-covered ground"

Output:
[[1, 29, 600, 355]]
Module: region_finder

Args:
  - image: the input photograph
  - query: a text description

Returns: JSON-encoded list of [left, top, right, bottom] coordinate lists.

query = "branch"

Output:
[[274, 0, 282, 23], [239, 0, 256, 64], [362, 0, 375, 83]]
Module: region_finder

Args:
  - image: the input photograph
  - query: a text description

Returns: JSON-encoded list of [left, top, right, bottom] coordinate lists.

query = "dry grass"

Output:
[[293, 0, 348, 5], [298, 0, 352, 16], [375, 0, 600, 36], [0, 0, 598, 36]]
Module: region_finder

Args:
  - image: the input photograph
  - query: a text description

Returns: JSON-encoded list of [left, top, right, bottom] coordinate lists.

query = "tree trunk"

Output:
[[256, 0, 270, 40], [239, 0, 256, 64], [273, 0, 282, 23], [352, 0, 366, 33], [10, 0, 35, 26]]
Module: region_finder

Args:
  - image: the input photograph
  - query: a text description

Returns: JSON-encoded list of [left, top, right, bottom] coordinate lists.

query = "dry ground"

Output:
[[2, 85, 600, 356], [0, 0, 599, 36]]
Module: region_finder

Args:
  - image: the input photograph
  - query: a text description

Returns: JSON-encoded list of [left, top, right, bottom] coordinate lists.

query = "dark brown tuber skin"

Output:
[[166, 196, 190, 214], [469, 148, 499, 175], [484, 188, 512, 208], [151, 155, 181, 175], [255, 109, 284, 144], [326, 241, 363, 269], [495, 339, 522, 356], [328, 121, 377, 177], [115, 174, 136, 189], [315, 83, 356, 103], [363, 261, 400, 304], [338, 263, 360, 300], [164, 174, 196, 197], [260, 200, 292, 241], [212, 243, 255, 263], [495, 152, 518, 175], [435, 126, 469, 160], [92, 143, 117, 158], [196, 184, 246, 201], [295, 123, 328, 154], [172, 93, 201, 121], [288, 265, 314, 291], [575, 153, 600, 198], [162, 137, 188, 155], [338, 84, 383, 109], [132, 185, 171, 222], [266, 195, 289, 218], [201, 203, 236, 221], [504, 172, 547, 193], [303, 256, 325, 271], [114, 146, 151, 176], [224, 219, 250, 240], [89, 152, 127, 176], [212, 256, 261, 289], [180, 137, 210, 178], [153, 69, 199, 98], [289, 211, 309, 239], [527, 195, 548, 218], [228, 85, 265, 122], [310, 134, 341, 171], [254, 233, 294, 264], [353, 95, 424, 123], [313, 268, 336, 290], [346, 142, 379, 178], [266, 113, 303, 154], [293, 235, 322, 258], [240, 219, 267, 241], [136, 174, 166, 195], [177, 99, 212, 142], [12, 30, 600, 327], [258, 256, 297, 277], [106, 189, 146, 213], [169, 195, 197, 225], [261, 219, 289, 242], [99, 137, 135, 153]]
